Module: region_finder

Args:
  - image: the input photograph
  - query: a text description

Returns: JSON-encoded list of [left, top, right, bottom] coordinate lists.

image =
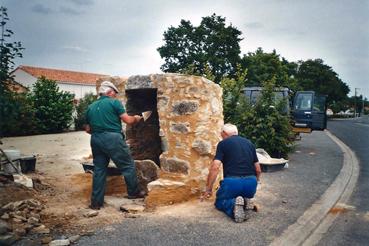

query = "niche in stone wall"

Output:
[[125, 88, 162, 166]]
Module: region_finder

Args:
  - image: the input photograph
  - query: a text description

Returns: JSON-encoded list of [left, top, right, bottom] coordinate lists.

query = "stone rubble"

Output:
[[0, 195, 82, 246], [120, 204, 145, 213], [49, 239, 70, 246], [0, 198, 48, 244], [83, 210, 99, 218]]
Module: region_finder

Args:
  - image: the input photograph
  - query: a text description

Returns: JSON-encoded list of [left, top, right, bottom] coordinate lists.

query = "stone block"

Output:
[[172, 100, 199, 115], [49, 239, 70, 246], [41, 236, 53, 244], [211, 97, 222, 114], [0, 234, 17, 246], [0, 220, 9, 235], [120, 204, 145, 213], [105, 196, 144, 210], [135, 160, 159, 182], [126, 75, 153, 90], [192, 139, 212, 155], [83, 210, 99, 218], [145, 179, 200, 207], [161, 158, 189, 175], [69, 235, 80, 243], [169, 122, 190, 134], [157, 96, 169, 110], [30, 225, 50, 234]]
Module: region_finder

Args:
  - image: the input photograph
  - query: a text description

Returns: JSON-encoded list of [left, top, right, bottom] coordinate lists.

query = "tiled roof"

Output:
[[17, 65, 108, 85]]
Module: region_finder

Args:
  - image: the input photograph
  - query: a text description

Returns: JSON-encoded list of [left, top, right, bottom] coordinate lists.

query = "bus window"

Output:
[[295, 93, 313, 110], [313, 95, 326, 112]]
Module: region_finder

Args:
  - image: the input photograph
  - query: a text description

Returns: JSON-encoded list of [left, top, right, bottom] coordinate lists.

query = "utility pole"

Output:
[[362, 94, 365, 115], [354, 88, 359, 117]]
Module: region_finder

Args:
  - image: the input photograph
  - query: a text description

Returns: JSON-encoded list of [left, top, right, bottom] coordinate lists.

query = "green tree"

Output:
[[0, 6, 23, 84], [240, 48, 299, 91], [0, 6, 24, 137], [295, 59, 350, 107], [74, 93, 97, 130], [157, 14, 242, 83], [31, 77, 74, 133]]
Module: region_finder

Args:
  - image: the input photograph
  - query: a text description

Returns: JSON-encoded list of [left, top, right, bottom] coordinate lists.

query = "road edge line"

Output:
[[270, 130, 360, 246]]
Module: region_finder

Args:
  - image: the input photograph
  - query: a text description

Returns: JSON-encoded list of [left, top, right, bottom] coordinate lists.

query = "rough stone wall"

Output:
[[96, 74, 223, 207]]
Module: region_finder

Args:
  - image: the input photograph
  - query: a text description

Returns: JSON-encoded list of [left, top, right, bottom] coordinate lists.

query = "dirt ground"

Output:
[[1, 131, 135, 237], [1, 131, 289, 242]]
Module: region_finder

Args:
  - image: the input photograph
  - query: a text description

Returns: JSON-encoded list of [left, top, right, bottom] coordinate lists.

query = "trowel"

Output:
[[141, 111, 153, 121]]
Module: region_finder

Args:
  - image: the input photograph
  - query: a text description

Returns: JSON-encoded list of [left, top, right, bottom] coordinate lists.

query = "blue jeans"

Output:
[[90, 132, 139, 207], [215, 176, 258, 219]]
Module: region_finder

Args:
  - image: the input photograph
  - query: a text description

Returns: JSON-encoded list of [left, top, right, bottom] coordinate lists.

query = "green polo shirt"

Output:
[[85, 96, 126, 133]]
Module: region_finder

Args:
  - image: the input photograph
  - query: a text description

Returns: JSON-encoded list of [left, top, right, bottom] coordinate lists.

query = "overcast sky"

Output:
[[3, 0, 369, 97]]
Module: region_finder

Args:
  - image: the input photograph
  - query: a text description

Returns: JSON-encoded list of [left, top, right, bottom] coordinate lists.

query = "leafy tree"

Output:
[[295, 59, 350, 107], [0, 7, 23, 85], [30, 77, 74, 133], [240, 48, 299, 91], [74, 93, 97, 130], [157, 14, 242, 83], [0, 6, 24, 137]]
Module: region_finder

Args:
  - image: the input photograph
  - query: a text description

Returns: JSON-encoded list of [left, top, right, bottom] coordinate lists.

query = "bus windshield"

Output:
[[294, 93, 313, 110]]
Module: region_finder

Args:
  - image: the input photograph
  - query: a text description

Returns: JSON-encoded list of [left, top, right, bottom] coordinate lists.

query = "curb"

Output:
[[270, 130, 360, 246]]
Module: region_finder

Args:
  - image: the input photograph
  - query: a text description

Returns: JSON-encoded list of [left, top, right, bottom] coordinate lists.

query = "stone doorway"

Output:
[[125, 88, 162, 166]]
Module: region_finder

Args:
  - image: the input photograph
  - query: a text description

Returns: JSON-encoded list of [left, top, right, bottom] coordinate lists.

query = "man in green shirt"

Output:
[[85, 81, 144, 210]]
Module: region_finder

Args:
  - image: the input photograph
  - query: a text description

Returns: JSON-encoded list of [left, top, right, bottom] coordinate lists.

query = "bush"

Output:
[[221, 74, 294, 158], [30, 77, 74, 133], [1, 92, 38, 136], [74, 93, 97, 130]]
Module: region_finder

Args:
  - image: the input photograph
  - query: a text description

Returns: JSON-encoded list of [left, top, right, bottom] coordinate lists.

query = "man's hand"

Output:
[[200, 189, 212, 202], [120, 113, 142, 125], [84, 124, 91, 134], [134, 115, 143, 123]]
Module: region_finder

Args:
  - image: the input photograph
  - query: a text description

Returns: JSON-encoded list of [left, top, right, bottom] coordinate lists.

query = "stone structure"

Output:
[[96, 74, 223, 207]]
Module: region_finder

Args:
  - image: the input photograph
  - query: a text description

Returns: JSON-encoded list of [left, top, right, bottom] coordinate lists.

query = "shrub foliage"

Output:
[[30, 77, 74, 133], [221, 70, 294, 158], [74, 93, 97, 130]]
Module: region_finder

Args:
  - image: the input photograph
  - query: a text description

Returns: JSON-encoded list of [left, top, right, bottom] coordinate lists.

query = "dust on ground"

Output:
[[1, 131, 284, 239], [1, 131, 128, 236]]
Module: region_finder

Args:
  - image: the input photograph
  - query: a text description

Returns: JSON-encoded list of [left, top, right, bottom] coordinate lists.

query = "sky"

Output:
[[3, 0, 369, 97]]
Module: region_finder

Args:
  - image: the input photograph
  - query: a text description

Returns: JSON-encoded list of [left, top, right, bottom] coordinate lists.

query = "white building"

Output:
[[11, 65, 108, 99]]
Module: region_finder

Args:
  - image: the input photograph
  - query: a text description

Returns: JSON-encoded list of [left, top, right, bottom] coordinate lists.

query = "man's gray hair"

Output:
[[222, 123, 238, 136]]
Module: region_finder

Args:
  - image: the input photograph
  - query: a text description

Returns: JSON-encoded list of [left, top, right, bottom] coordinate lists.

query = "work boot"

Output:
[[243, 198, 254, 221], [125, 190, 147, 199], [233, 196, 245, 223], [244, 198, 258, 211], [89, 203, 102, 210]]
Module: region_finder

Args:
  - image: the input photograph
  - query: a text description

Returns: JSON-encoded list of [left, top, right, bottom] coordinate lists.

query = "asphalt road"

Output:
[[318, 116, 369, 245]]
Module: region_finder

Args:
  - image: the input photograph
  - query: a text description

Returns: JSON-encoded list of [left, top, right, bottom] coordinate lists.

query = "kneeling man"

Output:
[[203, 123, 261, 222]]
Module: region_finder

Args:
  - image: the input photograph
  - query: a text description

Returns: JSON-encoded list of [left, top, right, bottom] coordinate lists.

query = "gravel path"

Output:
[[76, 131, 343, 246]]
